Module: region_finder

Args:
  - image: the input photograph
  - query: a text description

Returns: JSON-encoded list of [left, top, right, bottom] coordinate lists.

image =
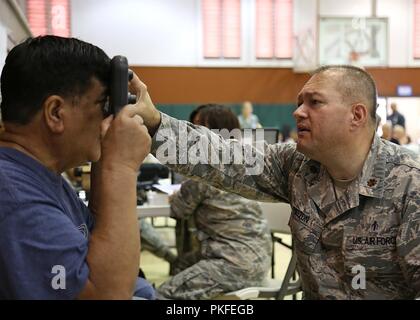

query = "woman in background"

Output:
[[238, 101, 262, 129], [156, 104, 271, 300]]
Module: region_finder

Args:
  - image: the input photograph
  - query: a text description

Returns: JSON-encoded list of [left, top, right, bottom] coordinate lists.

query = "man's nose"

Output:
[[293, 104, 307, 120]]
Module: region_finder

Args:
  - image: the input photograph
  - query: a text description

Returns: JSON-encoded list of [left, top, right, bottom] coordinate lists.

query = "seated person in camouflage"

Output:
[[133, 66, 419, 300], [156, 105, 272, 300]]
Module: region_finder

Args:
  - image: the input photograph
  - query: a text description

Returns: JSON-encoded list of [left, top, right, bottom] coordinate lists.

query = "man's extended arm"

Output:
[[151, 113, 296, 203], [131, 73, 297, 202]]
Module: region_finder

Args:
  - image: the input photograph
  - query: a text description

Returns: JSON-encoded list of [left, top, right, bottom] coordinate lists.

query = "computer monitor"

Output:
[[138, 163, 169, 186]]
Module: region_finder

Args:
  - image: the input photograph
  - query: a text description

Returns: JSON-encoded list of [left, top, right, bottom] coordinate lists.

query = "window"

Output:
[[27, 0, 71, 37], [255, 0, 292, 59], [202, 0, 241, 59]]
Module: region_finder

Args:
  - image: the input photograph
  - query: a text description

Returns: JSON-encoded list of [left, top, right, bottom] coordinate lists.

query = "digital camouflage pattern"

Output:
[[157, 179, 272, 300], [152, 113, 420, 300]]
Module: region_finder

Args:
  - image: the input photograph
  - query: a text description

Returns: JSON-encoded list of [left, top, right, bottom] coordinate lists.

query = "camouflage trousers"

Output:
[[156, 254, 268, 300]]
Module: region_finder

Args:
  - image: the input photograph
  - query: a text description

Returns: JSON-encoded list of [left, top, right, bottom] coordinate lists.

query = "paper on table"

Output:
[[152, 184, 181, 195]]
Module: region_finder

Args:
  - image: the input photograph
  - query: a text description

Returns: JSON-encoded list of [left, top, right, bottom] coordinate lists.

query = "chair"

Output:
[[262, 202, 293, 278], [215, 202, 301, 300], [217, 253, 301, 300]]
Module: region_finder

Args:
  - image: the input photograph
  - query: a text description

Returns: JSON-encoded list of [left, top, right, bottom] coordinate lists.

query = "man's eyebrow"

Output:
[[299, 91, 326, 99], [311, 91, 325, 98]]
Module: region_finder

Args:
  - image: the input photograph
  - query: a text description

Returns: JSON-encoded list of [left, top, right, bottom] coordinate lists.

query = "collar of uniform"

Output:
[[295, 160, 360, 224], [296, 136, 384, 222], [301, 134, 385, 201], [297, 158, 339, 213], [358, 134, 386, 199], [304, 163, 360, 215]]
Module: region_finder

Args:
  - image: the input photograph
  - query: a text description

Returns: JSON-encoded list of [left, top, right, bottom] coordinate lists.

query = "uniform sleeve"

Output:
[[0, 202, 90, 300], [397, 197, 420, 299], [169, 180, 208, 219], [151, 113, 295, 203]]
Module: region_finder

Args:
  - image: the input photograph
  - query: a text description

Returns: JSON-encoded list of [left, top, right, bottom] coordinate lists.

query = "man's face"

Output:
[[293, 72, 352, 160], [64, 78, 107, 165]]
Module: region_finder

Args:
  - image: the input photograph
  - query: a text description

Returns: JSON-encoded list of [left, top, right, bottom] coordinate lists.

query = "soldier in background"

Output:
[[387, 102, 406, 128], [156, 104, 272, 300], [130, 65, 419, 299]]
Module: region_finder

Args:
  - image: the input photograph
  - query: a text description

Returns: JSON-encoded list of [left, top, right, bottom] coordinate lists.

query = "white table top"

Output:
[[137, 203, 170, 218]]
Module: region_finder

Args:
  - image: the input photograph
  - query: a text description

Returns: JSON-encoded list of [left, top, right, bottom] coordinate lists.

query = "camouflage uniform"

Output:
[[156, 179, 272, 300], [152, 113, 420, 300]]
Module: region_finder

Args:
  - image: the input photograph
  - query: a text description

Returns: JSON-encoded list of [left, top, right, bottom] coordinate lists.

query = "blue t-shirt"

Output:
[[0, 147, 94, 299]]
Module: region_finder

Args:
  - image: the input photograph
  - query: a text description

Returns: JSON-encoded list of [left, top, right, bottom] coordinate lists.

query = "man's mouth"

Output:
[[297, 125, 310, 133]]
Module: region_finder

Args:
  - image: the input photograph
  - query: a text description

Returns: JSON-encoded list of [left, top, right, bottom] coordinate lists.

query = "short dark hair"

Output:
[[189, 104, 208, 123], [1, 35, 110, 124], [313, 65, 378, 123], [197, 103, 240, 131]]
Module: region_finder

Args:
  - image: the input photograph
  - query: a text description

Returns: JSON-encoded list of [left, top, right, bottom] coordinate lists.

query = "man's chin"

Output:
[[296, 141, 306, 153], [296, 142, 313, 158]]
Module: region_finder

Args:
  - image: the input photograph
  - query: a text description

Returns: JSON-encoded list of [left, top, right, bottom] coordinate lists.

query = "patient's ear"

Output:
[[43, 95, 66, 133]]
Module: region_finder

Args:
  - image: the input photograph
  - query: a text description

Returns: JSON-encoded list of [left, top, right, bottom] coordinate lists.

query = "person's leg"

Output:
[[170, 249, 201, 276], [140, 218, 177, 263], [133, 277, 156, 300], [157, 252, 271, 300], [156, 259, 242, 300]]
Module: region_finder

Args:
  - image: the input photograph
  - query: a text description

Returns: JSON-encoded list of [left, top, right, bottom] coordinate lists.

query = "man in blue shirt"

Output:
[[0, 36, 153, 299]]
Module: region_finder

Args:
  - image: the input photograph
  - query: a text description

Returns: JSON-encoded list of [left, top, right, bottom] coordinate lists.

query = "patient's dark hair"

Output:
[[196, 103, 240, 131], [1, 35, 110, 124]]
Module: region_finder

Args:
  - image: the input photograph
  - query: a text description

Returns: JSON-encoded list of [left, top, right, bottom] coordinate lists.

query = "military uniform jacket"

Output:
[[152, 113, 420, 299]]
